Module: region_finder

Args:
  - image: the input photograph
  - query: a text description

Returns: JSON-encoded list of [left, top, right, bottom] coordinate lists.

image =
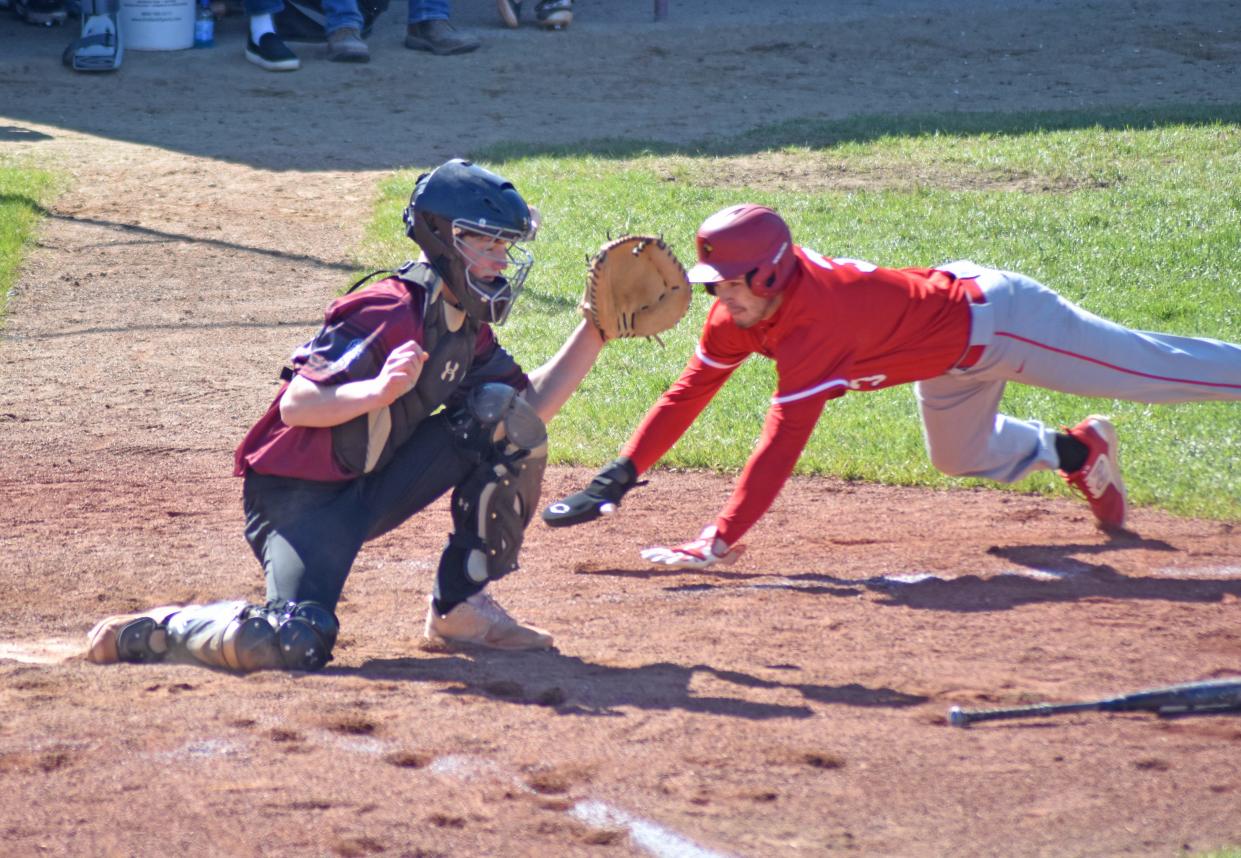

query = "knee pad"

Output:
[[168, 600, 338, 672], [275, 602, 339, 671], [220, 614, 286, 672], [448, 383, 548, 459]]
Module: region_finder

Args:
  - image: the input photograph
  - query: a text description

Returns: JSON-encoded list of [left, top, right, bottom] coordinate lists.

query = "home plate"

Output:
[[0, 638, 83, 664]]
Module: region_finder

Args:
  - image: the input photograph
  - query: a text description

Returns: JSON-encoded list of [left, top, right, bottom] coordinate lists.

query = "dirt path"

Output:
[[2, 2, 1240, 855]]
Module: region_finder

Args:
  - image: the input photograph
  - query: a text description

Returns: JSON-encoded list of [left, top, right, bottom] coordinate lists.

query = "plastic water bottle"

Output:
[[193, 0, 214, 47]]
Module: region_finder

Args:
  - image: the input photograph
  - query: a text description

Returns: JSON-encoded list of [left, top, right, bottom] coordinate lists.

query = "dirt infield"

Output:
[[2, 1, 1240, 855]]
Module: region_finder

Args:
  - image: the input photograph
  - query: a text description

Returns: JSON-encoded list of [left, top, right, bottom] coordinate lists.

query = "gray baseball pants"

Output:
[[916, 261, 1241, 482]]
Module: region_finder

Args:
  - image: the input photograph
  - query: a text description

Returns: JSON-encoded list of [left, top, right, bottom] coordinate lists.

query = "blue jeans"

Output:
[[409, 0, 449, 24], [244, 0, 364, 34]]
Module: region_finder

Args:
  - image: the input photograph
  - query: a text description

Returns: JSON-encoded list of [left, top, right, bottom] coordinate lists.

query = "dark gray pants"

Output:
[[242, 412, 483, 612]]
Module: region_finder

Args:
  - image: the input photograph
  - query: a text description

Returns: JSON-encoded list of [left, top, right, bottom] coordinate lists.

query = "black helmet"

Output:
[[402, 159, 534, 325]]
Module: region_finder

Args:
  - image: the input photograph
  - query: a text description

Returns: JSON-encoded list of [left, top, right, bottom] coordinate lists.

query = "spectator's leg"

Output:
[[323, 0, 369, 61], [244, 0, 300, 70], [405, 0, 479, 54]]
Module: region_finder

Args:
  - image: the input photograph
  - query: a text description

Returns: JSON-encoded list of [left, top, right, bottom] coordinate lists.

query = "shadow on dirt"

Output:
[[0, 126, 53, 143], [575, 532, 1241, 613], [866, 564, 1241, 611], [344, 650, 926, 717], [0, 197, 358, 277], [483, 104, 1241, 165]]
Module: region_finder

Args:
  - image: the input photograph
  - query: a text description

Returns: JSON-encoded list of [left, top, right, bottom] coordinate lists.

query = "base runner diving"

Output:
[[544, 203, 1241, 567]]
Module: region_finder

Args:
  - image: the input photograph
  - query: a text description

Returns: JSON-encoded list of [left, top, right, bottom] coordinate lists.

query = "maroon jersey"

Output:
[[620, 246, 976, 544], [235, 264, 526, 482]]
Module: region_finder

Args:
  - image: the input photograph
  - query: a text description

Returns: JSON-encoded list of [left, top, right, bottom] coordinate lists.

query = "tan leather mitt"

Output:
[[581, 235, 692, 341]]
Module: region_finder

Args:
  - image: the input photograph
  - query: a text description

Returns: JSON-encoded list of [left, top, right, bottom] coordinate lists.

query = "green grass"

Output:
[[363, 106, 1241, 520], [0, 160, 60, 321]]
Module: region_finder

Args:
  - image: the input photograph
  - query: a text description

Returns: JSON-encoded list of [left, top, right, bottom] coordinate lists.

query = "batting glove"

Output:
[[542, 456, 640, 527], [639, 525, 746, 569]]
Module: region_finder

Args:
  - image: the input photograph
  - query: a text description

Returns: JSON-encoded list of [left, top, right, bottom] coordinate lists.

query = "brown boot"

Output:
[[327, 26, 369, 62], [404, 19, 480, 55]]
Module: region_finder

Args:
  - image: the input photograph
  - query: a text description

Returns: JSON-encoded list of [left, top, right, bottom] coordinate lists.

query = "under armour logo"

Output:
[[440, 361, 460, 382]]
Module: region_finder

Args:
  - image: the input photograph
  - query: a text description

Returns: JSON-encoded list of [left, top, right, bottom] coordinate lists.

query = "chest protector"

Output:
[[331, 262, 483, 476]]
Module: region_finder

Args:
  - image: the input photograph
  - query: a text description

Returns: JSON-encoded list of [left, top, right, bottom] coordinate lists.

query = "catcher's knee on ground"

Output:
[[438, 385, 548, 602], [164, 599, 339, 672]]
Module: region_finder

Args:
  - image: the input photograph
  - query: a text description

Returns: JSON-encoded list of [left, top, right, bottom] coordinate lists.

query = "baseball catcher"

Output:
[[87, 159, 618, 671], [544, 202, 1241, 567]]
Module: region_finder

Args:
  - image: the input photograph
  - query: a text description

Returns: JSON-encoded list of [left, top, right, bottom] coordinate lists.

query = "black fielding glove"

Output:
[[542, 456, 640, 527]]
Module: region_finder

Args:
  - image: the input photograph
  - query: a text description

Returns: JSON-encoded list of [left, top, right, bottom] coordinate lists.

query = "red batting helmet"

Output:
[[686, 204, 796, 298]]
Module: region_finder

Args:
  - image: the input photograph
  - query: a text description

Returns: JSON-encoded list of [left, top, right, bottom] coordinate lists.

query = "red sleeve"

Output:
[[620, 303, 751, 472], [620, 352, 733, 472], [713, 391, 836, 546]]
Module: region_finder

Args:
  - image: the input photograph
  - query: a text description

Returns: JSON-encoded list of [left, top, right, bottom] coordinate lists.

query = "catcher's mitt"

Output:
[[581, 235, 692, 341]]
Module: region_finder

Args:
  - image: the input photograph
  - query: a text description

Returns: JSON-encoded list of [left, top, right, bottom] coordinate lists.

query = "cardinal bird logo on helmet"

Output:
[[687, 203, 796, 298]]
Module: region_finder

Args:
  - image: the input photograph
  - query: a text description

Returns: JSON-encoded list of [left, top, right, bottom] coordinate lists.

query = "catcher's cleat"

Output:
[[496, 0, 520, 28], [534, 0, 571, 29], [1058, 415, 1127, 531], [424, 592, 553, 651], [86, 606, 181, 664]]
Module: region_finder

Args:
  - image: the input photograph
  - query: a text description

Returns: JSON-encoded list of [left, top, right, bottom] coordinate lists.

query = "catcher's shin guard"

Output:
[[166, 600, 339, 672], [437, 401, 548, 602]]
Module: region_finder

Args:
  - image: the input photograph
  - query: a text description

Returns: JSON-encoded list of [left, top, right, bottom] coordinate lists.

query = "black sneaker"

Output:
[[246, 32, 300, 71]]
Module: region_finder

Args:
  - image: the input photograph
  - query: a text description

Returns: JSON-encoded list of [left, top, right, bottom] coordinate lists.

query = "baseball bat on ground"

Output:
[[948, 677, 1241, 728]]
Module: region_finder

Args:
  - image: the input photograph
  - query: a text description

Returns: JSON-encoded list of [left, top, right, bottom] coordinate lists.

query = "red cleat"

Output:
[[1059, 415, 1127, 531]]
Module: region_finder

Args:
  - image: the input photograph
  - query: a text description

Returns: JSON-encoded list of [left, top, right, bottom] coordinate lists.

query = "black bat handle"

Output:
[[948, 700, 1097, 727]]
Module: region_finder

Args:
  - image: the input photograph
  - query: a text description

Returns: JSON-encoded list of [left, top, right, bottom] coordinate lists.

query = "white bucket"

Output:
[[120, 0, 195, 51]]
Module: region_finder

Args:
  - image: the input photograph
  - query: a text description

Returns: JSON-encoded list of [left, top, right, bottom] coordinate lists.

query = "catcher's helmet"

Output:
[[403, 159, 535, 325], [686, 204, 795, 299]]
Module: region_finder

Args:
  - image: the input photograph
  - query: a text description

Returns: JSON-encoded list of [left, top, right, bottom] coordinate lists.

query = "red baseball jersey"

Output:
[[620, 246, 978, 545]]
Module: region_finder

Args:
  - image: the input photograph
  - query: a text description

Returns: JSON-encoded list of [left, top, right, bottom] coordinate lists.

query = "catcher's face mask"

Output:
[[452, 219, 534, 326]]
